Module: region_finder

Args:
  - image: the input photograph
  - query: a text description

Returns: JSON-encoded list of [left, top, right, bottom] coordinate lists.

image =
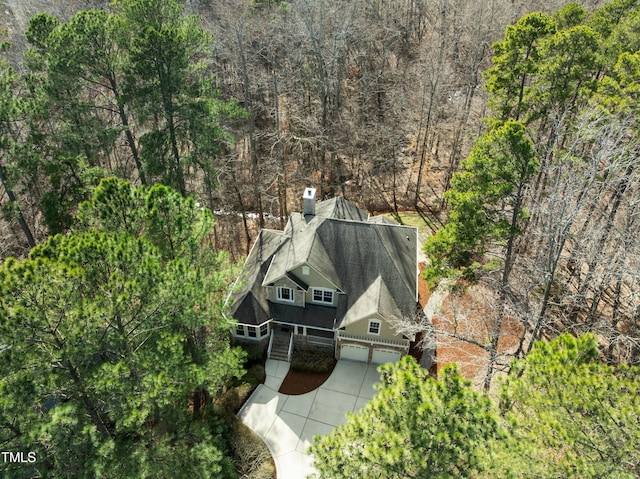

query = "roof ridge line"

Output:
[[371, 223, 417, 298], [374, 274, 384, 313]]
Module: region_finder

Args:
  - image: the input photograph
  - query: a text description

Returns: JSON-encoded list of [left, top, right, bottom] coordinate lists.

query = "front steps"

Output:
[[269, 334, 291, 361]]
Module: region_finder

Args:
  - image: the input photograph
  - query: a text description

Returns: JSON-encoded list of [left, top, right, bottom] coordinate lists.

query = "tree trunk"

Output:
[[108, 75, 146, 185], [272, 67, 288, 229], [484, 173, 529, 391], [164, 96, 186, 196], [0, 165, 36, 248], [236, 26, 264, 228]]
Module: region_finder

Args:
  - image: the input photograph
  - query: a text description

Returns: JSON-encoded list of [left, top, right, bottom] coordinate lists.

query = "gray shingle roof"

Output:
[[340, 276, 403, 328], [313, 196, 369, 221], [263, 214, 342, 290], [229, 197, 418, 328], [228, 229, 286, 325], [313, 216, 417, 327], [269, 302, 338, 330]]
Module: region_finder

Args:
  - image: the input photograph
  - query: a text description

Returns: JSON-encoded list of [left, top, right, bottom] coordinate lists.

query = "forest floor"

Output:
[[433, 282, 524, 390]]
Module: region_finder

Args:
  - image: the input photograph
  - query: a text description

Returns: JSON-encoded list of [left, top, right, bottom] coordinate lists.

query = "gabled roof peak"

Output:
[[313, 196, 368, 221]]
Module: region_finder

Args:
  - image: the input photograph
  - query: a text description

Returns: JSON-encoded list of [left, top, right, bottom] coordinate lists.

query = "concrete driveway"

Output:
[[238, 359, 381, 479]]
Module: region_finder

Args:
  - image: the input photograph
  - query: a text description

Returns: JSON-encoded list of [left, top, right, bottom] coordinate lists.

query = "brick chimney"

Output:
[[303, 187, 316, 216]]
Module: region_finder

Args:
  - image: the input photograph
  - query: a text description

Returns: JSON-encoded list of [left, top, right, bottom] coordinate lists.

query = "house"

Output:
[[227, 188, 418, 364]]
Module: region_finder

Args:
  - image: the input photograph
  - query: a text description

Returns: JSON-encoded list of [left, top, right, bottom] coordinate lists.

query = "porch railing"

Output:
[[308, 335, 333, 347], [287, 332, 294, 363], [267, 329, 275, 359], [336, 331, 409, 349]]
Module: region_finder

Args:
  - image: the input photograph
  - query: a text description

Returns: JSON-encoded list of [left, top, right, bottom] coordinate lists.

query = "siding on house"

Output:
[[292, 263, 338, 290], [307, 287, 337, 307], [266, 277, 306, 308], [341, 313, 405, 342]]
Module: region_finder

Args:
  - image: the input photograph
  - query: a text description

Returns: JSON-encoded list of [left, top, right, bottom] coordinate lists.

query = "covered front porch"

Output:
[[262, 301, 338, 361], [268, 323, 335, 362]]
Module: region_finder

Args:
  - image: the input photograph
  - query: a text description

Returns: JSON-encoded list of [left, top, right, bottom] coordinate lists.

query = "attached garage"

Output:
[[371, 348, 402, 365], [340, 344, 369, 362]]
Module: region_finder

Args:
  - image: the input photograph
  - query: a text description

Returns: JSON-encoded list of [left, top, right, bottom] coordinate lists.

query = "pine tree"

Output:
[[0, 180, 243, 478], [496, 334, 640, 478], [309, 356, 502, 478]]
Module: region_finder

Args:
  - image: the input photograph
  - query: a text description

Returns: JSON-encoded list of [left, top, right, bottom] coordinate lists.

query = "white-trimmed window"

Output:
[[368, 320, 381, 336], [312, 288, 334, 305], [259, 323, 269, 337], [247, 326, 257, 338], [235, 325, 245, 336], [277, 286, 294, 302]]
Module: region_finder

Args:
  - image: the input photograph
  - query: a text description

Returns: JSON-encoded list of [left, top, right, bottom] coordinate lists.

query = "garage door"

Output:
[[340, 344, 369, 362], [372, 349, 402, 365]]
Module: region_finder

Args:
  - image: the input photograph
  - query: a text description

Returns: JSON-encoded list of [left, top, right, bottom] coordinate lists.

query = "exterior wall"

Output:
[[265, 277, 305, 308], [341, 313, 405, 342], [307, 287, 338, 307], [231, 322, 271, 341], [291, 263, 338, 291], [293, 334, 333, 349], [265, 264, 341, 308], [232, 336, 270, 351], [290, 264, 341, 307], [336, 313, 408, 363], [231, 322, 270, 355], [292, 325, 334, 349]]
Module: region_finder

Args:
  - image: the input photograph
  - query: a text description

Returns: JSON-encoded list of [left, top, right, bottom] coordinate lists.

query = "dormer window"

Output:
[[277, 286, 294, 302], [312, 288, 334, 305]]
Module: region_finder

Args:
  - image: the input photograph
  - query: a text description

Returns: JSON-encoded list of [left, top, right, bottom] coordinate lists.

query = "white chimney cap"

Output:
[[303, 187, 316, 200], [303, 188, 316, 216]]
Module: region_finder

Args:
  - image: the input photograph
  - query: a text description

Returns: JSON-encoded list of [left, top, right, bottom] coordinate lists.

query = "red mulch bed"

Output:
[[278, 367, 335, 395]]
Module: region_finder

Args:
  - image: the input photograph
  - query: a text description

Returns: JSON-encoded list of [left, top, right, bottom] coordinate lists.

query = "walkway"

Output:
[[238, 359, 380, 479]]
